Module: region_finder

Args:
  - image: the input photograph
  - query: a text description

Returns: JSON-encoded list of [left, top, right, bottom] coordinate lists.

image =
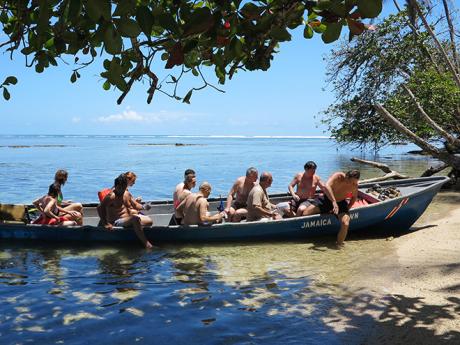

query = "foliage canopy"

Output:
[[0, 0, 382, 103], [322, 10, 460, 151]]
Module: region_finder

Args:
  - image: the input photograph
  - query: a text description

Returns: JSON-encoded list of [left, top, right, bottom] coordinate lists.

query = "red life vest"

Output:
[[98, 188, 112, 202]]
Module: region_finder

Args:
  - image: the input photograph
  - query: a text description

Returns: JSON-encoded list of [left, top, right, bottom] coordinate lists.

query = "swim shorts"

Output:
[[310, 195, 349, 215], [290, 198, 314, 212]]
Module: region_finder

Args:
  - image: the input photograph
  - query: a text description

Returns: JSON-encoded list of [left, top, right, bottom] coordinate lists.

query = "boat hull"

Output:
[[0, 176, 448, 244]]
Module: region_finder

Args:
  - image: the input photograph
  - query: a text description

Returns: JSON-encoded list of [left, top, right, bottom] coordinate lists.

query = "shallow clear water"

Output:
[[0, 135, 441, 344], [0, 237, 399, 345]]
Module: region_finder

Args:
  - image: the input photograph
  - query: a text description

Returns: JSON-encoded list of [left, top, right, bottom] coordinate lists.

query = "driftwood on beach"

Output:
[[352, 157, 409, 184], [352, 157, 450, 184]]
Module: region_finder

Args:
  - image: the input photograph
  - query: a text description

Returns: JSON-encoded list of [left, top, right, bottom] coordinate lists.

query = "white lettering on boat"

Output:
[[301, 212, 359, 229]]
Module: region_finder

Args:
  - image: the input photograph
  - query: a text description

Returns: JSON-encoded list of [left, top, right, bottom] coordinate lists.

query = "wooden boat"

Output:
[[0, 176, 449, 244]]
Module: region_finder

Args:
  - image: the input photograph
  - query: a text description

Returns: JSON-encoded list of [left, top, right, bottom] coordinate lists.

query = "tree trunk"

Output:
[[421, 163, 449, 177], [375, 103, 460, 171]]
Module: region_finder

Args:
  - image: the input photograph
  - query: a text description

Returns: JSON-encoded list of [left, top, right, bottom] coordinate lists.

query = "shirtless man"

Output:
[[301, 170, 360, 246], [246, 172, 282, 222], [176, 182, 225, 226], [288, 161, 337, 217], [98, 174, 153, 249], [170, 169, 197, 225], [225, 167, 258, 222]]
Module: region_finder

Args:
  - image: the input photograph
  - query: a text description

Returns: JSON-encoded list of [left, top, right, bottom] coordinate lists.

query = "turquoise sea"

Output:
[[0, 135, 439, 344]]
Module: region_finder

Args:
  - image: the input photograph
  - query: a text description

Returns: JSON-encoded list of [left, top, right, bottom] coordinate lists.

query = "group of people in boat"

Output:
[[31, 162, 361, 248], [170, 162, 360, 246]]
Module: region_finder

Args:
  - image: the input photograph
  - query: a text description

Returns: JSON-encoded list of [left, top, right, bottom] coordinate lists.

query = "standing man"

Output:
[[176, 182, 226, 225], [98, 174, 153, 249], [225, 167, 258, 222], [246, 172, 281, 222], [288, 161, 337, 217], [301, 170, 360, 246], [170, 169, 197, 225]]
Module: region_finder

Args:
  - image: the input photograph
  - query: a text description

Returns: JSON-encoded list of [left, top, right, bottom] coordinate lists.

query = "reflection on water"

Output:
[[0, 233, 399, 345]]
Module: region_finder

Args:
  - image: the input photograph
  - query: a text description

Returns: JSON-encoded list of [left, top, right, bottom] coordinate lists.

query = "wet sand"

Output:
[[346, 191, 460, 344]]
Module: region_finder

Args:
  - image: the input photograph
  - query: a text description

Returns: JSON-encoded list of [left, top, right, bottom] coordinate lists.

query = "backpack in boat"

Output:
[[0, 204, 32, 224], [366, 184, 401, 201]]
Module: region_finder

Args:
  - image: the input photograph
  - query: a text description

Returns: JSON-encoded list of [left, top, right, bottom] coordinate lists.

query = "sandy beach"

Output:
[[368, 190, 460, 344], [318, 190, 460, 344], [354, 190, 460, 344]]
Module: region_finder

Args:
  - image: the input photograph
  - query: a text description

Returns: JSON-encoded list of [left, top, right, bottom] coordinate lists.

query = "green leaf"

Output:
[[270, 27, 291, 41], [312, 22, 327, 33], [357, 0, 382, 18], [85, 0, 111, 22], [321, 22, 342, 43], [183, 89, 193, 104], [0, 11, 9, 24], [68, 0, 82, 20], [114, 18, 141, 37], [303, 25, 314, 39], [317, 0, 332, 10], [158, 12, 179, 34], [3, 76, 18, 85], [240, 3, 262, 19], [183, 7, 215, 36], [136, 6, 154, 36], [70, 71, 77, 83], [35, 64, 44, 73], [102, 80, 111, 90], [44, 37, 54, 49], [104, 25, 122, 55], [329, 2, 347, 17], [3, 87, 10, 100], [230, 37, 243, 57], [192, 69, 199, 77]]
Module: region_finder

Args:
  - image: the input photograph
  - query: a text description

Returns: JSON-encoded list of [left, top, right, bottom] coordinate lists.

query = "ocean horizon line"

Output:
[[0, 134, 332, 139]]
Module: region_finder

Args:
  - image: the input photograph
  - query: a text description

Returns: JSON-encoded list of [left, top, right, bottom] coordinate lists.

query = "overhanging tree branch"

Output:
[[374, 103, 441, 154], [442, 0, 459, 72], [375, 103, 460, 169]]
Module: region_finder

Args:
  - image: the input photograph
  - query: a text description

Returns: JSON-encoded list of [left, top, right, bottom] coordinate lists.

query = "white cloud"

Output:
[[71, 117, 81, 123], [95, 108, 144, 123], [94, 107, 196, 124]]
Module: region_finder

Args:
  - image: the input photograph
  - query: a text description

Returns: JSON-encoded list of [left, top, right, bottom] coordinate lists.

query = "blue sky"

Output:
[[0, 4, 395, 136]]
